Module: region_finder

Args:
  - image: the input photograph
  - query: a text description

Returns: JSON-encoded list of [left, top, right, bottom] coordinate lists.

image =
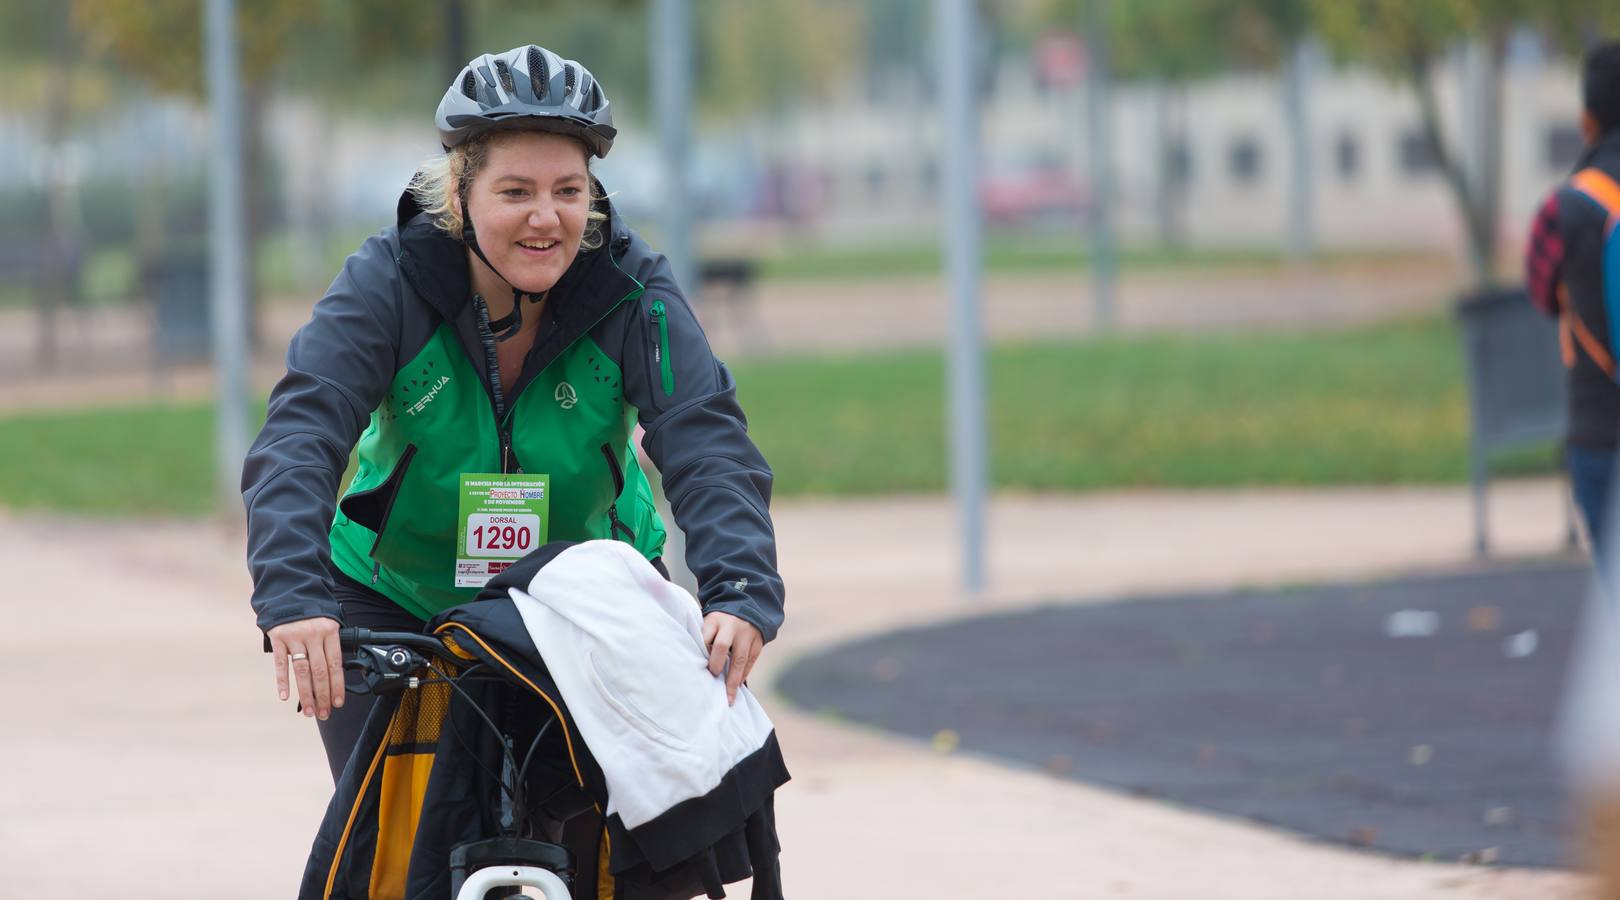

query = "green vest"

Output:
[[329, 322, 666, 620]]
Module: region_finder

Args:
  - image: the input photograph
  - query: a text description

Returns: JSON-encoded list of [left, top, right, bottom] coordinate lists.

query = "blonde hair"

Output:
[[410, 131, 609, 252]]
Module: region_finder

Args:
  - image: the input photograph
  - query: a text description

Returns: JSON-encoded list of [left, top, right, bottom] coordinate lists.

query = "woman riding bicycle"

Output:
[[241, 44, 784, 780]]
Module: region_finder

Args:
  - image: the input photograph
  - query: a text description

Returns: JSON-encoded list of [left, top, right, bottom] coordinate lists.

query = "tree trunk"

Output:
[[1283, 41, 1314, 265], [1410, 50, 1493, 287], [242, 78, 270, 350], [37, 4, 77, 371], [1474, 30, 1506, 283], [133, 97, 166, 304], [1084, 0, 1116, 330], [1151, 79, 1179, 249], [1167, 85, 1189, 248]]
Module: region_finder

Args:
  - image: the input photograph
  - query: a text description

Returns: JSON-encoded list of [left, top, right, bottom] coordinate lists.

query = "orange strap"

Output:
[[1560, 310, 1577, 368], [1559, 168, 1620, 376], [1562, 283, 1615, 376], [1574, 167, 1620, 221]]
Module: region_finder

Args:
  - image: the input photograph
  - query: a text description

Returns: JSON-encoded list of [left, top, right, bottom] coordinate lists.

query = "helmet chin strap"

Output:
[[459, 181, 545, 342]]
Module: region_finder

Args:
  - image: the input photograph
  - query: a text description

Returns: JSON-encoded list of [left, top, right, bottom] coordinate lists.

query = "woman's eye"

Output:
[[502, 189, 528, 198], [558, 187, 582, 198]]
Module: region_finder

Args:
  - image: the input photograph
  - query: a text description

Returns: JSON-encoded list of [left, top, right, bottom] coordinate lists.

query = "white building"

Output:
[[757, 46, 1588, 254]]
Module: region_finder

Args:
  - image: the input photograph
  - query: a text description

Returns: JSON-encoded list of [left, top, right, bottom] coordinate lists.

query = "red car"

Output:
[[980, 164, 1090, 227]]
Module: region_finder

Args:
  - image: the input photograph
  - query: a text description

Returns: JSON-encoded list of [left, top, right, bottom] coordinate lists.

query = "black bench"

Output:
[[698, 257, 765, 349]]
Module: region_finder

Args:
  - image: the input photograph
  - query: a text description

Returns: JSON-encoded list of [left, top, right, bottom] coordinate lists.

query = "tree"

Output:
[[697, 0, 862, 120], [0, 0, 117, 368], [1030, 0, 1270, 248], [1310, 0, 1620, 287], [71, 0, 323, 347], [1110, 0, 1248, 248]]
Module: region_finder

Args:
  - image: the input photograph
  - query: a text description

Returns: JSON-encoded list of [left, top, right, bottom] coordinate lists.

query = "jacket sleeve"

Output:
[[620, 252, 784, 642], [242, 231, 403, 633]]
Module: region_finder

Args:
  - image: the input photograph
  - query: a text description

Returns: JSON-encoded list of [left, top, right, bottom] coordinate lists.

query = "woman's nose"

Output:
[[528, 202, 559, 228]]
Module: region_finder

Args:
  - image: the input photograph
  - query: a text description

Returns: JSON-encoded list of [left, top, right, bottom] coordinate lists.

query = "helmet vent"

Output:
[[494, 59, 515, 94], [460, 70, 478, 100], [528, 46, 549, 100], [588, 82, 604, 111], [564, 65, 576, 98]]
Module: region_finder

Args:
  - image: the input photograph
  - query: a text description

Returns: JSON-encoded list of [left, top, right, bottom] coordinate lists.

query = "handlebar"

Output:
[[339, 627, 460, 661], [337, 628, 464, 696]]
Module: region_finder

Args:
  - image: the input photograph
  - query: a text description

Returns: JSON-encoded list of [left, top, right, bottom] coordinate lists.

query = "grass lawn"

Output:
[[0, 316, 1550, 518]]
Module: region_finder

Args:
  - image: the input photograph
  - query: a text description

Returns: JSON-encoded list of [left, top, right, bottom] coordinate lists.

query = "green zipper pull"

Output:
[[651, 300, 674, 396]]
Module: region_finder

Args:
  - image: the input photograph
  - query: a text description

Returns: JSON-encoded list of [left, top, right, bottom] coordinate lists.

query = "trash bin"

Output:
[[143, 248, 210, 363], [1454, 285, 1575, 554]]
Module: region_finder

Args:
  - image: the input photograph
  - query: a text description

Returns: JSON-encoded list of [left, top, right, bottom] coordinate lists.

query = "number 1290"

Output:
[[466, 513, 540, 556], [473, 524, 530, 550]]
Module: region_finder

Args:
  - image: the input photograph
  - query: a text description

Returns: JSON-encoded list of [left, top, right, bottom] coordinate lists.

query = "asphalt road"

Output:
[[779, 562, 1590, 868]]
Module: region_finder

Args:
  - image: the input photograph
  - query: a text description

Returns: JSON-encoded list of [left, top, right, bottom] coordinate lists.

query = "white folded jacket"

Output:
[[505, 540, 777, 829]]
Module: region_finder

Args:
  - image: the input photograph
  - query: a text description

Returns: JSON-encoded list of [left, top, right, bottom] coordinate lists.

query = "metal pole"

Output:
[[1283, 41, 1315, 264], [1083, 0, 1115, 330], [650, 0, 698, 589], [653, 0, 697, 301], [445, 0, 469, 84], [205, 0, 250, 514], [936, 0, 988, 594]]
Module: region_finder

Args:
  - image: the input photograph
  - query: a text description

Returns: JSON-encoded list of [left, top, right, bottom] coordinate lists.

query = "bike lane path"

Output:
[[0, 480, 1588, 898]]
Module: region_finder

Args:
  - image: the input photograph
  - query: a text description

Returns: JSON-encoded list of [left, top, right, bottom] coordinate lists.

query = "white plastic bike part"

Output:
[[453, 864, 570, 900]]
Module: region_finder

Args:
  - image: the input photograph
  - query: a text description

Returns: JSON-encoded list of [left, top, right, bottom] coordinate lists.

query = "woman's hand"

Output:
[[266, 617, 345, 719], [701, 611, 764, 706]]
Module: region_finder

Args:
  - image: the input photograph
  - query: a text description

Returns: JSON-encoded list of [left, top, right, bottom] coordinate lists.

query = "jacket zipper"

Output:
[[362, 443, 420, 582], [472, 293, 523, 475], [599, 443, 636, 543], [500, 420, 519, 474], [650, 300, 674, 397]]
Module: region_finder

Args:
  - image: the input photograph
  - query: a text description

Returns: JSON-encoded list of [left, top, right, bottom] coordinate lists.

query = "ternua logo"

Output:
[[406, 375, 451, 416], [555, 382, 578, 409]]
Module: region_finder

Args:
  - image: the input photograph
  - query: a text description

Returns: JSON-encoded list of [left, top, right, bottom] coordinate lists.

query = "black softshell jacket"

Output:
[[298, 559, 788, 899], [241, 189, 784, 639], [1558, 130, 1620, 448]]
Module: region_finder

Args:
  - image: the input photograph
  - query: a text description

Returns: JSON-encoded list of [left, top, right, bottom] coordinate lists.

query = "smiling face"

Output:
[[461, 130, 591, 297]]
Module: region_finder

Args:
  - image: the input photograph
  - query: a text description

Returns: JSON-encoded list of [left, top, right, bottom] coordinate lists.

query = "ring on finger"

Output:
[[289, 652, 309, 662]]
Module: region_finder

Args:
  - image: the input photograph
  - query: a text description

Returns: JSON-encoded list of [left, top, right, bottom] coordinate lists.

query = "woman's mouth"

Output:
[[516, 239, 560, 256]]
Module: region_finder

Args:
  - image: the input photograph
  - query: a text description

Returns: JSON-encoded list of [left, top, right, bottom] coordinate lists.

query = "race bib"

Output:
[[455, 473, 550, 588]]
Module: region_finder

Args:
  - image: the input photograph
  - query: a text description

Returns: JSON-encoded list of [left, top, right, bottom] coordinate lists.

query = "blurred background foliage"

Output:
[[1, 0, 1618, 510]]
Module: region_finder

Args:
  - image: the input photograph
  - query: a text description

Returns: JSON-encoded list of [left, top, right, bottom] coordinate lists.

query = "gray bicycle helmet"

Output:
[[436, 44, 616, 157]]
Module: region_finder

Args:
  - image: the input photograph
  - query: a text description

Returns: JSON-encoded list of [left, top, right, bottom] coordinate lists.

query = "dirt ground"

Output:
[[0, 481, 1594, 898]]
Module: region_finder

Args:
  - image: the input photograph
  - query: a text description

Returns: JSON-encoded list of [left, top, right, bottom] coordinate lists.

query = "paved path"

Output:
[[0, 479, 1591, 898], [782, 562, 1585, 868]]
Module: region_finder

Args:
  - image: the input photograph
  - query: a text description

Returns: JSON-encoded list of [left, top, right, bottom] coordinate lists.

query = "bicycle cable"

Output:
[[416, 665, 522, 814]]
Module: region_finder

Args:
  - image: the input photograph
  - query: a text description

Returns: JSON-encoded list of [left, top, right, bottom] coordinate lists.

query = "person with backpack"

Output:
[[1526, 41, 1620, 560], [240, 45, 785, 781]]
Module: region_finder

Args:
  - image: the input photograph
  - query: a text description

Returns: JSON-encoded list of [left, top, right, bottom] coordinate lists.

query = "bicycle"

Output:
[[337, 626, 580, 900]]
